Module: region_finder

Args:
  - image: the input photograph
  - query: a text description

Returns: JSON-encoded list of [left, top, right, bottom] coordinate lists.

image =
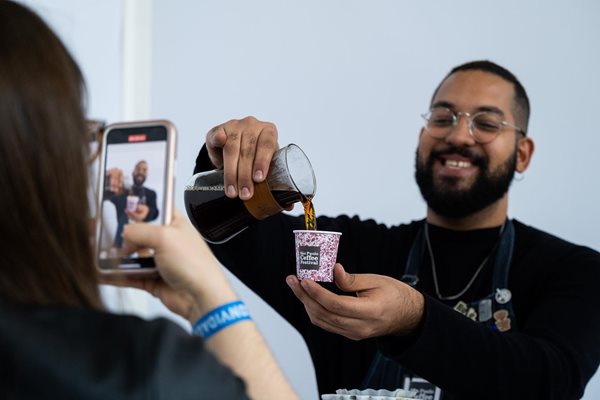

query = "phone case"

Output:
[[94, 120, 176, 275]]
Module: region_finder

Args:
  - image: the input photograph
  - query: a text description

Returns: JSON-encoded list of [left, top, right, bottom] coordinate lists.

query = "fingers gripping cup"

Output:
[[294, 230, 341, 282]]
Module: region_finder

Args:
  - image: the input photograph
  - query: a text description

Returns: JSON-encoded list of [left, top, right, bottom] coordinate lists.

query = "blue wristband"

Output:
[[192, 300, 251, 339]]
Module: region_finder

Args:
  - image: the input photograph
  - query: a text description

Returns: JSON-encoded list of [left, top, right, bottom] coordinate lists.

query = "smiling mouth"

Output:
[[429, 146, 485, 172], [442, 159, 473, 168]]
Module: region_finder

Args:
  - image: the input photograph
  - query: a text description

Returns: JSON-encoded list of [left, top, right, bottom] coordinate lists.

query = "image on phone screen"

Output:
[[98, 124, 171, 271]]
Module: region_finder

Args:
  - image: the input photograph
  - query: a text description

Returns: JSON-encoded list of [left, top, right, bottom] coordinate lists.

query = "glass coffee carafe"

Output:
[[184, 144, 316, 243]]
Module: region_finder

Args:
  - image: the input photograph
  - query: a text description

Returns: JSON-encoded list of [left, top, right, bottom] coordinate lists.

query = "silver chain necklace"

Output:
[[424, 222, 505, 301]]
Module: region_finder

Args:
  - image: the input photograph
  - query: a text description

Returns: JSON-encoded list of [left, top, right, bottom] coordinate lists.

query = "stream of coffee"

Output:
[[302, 197, 317, 230]]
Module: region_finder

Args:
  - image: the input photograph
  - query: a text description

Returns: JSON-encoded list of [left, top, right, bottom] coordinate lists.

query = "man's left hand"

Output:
[[286, 263, 424, 340], [126, 204, 150, 222]]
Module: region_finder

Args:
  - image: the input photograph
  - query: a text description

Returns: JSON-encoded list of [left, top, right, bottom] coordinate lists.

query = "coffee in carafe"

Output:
[[185, 144, 316, 243]]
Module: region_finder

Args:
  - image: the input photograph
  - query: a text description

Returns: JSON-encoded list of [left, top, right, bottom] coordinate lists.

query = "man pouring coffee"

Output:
[[104, 160, 159, 248], [191, 60, 600, 399]]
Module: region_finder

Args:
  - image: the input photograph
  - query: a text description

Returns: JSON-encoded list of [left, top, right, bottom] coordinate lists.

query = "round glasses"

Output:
[[421, 107, 526, 144]]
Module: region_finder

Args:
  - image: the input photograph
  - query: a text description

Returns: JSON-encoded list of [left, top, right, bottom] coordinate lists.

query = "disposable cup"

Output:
[[294, 230, 341, 282], [126, 195, 139, 212]]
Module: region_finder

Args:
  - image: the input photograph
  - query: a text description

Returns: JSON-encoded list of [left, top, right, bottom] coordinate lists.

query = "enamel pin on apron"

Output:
[[478, 298, 492, 322], [495, 288, 512, 304], [493, 309, 511, 332]]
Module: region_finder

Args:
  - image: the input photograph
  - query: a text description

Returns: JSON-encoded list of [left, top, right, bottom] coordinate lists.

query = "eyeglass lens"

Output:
[[424, 108, 504, 144]]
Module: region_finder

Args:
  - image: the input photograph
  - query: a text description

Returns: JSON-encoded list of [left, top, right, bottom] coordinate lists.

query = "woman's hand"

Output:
[[101, 210, 238, 323]]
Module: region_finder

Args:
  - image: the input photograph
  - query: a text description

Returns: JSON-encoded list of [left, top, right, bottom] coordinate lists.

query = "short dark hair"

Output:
[[0, 1, 102, 309], [431, 60, 530, 135]]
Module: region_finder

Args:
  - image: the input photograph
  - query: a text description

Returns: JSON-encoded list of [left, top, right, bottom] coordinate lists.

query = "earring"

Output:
[[514, 171, 524, 182]]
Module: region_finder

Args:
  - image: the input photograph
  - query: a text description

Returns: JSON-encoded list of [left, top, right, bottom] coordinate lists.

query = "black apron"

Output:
[[362, 220, 516, 399]]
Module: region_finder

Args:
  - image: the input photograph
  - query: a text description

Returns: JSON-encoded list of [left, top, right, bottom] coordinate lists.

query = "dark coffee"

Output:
[[302, 197, 317, 230], [185, 188, 303, 243]]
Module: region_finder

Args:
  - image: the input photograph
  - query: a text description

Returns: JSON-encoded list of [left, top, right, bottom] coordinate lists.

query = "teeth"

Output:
[[445, 159, 472, 168]]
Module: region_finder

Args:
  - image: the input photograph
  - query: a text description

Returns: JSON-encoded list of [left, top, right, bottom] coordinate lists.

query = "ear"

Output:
[[515, 136, 534, 173]]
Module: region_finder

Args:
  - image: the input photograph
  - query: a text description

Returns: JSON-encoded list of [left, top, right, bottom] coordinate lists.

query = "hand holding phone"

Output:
[[95, 120, 176, 274]]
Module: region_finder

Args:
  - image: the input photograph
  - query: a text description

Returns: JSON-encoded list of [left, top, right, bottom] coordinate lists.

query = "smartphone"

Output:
[[95, 120, 176, 274]]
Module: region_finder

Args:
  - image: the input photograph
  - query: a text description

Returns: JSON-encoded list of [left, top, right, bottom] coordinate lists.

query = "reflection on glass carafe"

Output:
[[184, 143, 316, 243]]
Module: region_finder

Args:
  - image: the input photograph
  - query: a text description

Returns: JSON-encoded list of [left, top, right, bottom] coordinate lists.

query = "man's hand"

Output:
[[126, 204, 149, 222], [286, 263, 425, 340], [205, 116, 279, 200]]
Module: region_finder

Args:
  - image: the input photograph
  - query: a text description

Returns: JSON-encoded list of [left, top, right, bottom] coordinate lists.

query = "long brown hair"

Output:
[[0, 1, 102, 309]]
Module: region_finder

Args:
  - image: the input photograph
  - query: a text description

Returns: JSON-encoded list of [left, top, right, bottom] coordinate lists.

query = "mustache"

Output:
[[430, 146, 487, 167]]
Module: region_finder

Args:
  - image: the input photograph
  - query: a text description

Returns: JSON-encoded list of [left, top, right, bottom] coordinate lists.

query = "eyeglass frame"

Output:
[[86, 119, 106, 164], [421, 106, 526, 144]]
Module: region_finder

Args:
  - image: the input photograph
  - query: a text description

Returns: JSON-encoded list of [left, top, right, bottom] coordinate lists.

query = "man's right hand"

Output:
[[205, 116, 279, 200]]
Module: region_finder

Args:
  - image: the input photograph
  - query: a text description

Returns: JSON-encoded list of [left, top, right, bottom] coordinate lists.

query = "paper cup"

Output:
[[294, 230, 341, 282], [126, 195, 139, 212]]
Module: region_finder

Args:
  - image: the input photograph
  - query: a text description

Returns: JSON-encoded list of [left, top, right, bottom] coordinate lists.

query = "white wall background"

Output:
[[19, 1, 600, 399]]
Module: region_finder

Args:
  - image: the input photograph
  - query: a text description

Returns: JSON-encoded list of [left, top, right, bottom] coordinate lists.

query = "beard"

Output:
[[415, 145, 517, 219], [133, 175, 146, 186]]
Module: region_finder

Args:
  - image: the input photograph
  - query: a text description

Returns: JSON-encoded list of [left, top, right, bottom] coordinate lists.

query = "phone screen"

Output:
[[97, 123, 172, 271]]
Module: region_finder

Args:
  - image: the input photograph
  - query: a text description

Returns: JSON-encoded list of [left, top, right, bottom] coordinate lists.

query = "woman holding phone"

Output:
[[0, 2, 296, 399]]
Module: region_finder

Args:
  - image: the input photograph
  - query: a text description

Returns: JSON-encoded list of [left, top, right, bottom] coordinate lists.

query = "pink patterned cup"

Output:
[[294, 230, 342, 282], [126, 195, 140, 212]]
